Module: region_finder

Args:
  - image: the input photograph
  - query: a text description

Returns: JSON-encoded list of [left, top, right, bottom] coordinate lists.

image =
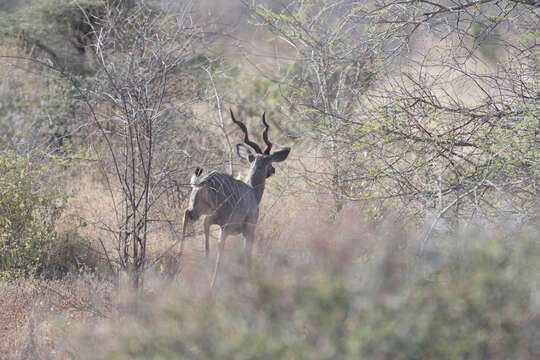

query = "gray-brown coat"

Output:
[[182, 110, 290, 287]]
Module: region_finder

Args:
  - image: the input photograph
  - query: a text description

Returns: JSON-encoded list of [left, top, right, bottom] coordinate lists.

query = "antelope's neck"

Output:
[[245, 169, 266, 204]]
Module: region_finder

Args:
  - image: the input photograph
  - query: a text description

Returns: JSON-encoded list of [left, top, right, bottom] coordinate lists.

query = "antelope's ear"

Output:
[[270, 147, 290, 162], [237, 144, 255, 162]]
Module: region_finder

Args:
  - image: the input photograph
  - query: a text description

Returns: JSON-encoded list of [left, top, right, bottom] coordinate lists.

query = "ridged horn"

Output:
[[230, 109, 263, 154], [261, 112, 272, 154]]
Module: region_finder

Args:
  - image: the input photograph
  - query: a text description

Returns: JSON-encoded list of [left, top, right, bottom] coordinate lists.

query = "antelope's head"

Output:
[[230, 110, 290, 181]]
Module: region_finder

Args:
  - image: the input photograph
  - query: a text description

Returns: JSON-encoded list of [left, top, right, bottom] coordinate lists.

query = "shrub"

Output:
[[76, 229, 539, 359], [0, 151, 65, 279]]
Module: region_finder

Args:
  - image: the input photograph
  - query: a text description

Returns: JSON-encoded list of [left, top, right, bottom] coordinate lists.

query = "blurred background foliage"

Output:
[[0, 0, 107, 74]]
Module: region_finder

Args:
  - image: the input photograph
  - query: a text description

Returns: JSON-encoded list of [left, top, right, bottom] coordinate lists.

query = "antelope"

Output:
[[182, 110, 290, 287]]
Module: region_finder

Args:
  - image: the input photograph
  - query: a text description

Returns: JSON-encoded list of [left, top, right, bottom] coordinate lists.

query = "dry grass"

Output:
[[0, 275, 114, 360], [1, 184, 538, 358]]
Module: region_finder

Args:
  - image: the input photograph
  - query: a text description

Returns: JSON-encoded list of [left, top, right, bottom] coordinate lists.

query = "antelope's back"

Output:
[[199, 171, 258, 226]]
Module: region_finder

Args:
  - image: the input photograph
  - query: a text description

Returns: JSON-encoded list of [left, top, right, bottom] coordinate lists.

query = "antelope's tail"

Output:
[[190, 167, 204, 186]]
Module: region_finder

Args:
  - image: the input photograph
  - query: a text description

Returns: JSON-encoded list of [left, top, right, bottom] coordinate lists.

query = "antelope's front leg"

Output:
[[242, 225, 255, 267]]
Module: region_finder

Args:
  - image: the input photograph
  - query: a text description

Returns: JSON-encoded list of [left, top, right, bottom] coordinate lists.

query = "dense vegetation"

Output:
[[0, 151, 64, 279], [0, 0, 538, 358]]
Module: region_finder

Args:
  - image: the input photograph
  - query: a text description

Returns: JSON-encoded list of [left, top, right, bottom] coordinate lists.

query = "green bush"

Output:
[[0, 151, 65, 279]]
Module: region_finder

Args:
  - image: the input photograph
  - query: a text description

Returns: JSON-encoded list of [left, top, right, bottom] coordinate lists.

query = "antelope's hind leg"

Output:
[[211, 229, 227, 289], [182, 209, 191, 242]]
